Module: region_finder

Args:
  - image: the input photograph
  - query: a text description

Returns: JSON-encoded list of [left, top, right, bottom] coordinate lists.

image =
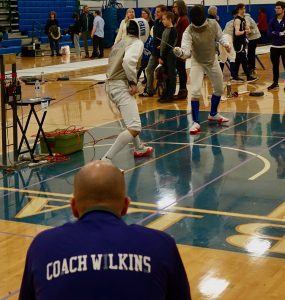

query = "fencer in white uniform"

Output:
[[173, 5, 230, 134], [102, 18, 153, 164]]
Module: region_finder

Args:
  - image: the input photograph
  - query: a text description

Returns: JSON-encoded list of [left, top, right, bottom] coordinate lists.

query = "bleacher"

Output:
[[0, 0, 78, 55], [0, 38, 22, 55], [18, 0, 77, 33], [17, 0, 94, 51], [0, 2, 131, 55]]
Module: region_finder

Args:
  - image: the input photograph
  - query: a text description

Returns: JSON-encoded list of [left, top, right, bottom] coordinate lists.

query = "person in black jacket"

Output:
[[79, 5, 94, 58], [267, 1, 285, 91], [158, 12, 177, 102], [232, 3, 257, 82], [45, 11, 61, 57], [70, 13, 81, 56]]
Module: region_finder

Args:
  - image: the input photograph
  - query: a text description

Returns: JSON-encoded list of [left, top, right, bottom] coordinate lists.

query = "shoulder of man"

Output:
[[28, 222, 74, 252], [128, 223, 176, 246]]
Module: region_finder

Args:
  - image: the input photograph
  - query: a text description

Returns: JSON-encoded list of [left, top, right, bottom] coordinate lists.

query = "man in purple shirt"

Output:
[[19, 160, 191, 300]]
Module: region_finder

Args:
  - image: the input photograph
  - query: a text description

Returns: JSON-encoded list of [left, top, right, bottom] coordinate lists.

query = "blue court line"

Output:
[[137, 137, 285, 225]]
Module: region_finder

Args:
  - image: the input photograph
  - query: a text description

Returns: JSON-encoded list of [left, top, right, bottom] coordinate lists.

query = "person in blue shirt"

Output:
[[267, 1, 285, 91], [91, 10, 105, 58], [19, 160, 191, 300]]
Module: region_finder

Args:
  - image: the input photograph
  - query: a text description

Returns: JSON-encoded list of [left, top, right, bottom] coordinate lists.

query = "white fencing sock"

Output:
[[102, 130, 134, 160], [133, 135, 143, 150]]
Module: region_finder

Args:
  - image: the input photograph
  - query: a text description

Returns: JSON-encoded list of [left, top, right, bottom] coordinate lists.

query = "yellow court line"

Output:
[[26, 196, 70, 203], [133, 201, 285, 223], [128, 207, 202, 219], [267, 201, 285, 219], [125, 114, 261, 174], [0, 187, 71, 198]]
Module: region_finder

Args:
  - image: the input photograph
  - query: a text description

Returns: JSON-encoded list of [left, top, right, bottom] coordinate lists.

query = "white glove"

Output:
[[173, 47, 183, 58], [279, 31, 285, 36]]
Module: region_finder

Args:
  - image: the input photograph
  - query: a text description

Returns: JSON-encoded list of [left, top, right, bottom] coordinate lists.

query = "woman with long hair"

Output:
[[114, 8, 135, 44], [141, 8, 154, 29], [172, 0, 189, 100], [137, 8, 154, 84], [45, 11, 61, 57]]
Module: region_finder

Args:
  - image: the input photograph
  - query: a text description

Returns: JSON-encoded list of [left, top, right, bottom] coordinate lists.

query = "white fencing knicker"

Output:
[[105, 79, 142, 132]]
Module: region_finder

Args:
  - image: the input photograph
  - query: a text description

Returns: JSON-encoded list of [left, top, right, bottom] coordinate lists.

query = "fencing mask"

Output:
[[189, 5, 206, 27], [127, 18, 150, 43]]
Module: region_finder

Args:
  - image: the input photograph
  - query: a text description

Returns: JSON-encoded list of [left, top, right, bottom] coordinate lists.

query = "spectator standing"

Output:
[[172, 0, 190, 100], [70, 13, 81, 56], [45, 11, 61, 57], [114, 8, 135, 45], [141, 7, 154, 29], [79, 5, 94, 58], [137, 8, 154, 84], [232, 3, 257, 82], [219, 11, 236, 79], [267, 1, 285, 91], [158, 12, 177, 102], [257, 7, 268, 44], [208, 5, 220, 23], [139, 5, 167, 97], [19, 160, 191, 300], [91, 10, 105, 58], [245, 13, 261, 75]]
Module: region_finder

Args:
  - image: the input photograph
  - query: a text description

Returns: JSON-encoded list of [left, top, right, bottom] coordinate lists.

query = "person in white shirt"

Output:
[[91, 10, 105, 58], [102, 18, 153, 166], [245, 13, 261, 75], [114, 8, 135, 45]]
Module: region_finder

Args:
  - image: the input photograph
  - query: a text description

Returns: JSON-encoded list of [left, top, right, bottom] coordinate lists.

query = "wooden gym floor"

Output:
[[0, 50, 285, 299]]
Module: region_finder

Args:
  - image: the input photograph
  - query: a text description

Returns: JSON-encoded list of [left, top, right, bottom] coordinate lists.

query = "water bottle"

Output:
[[226, 81, 232, 98], [35, 80, 41, 99]]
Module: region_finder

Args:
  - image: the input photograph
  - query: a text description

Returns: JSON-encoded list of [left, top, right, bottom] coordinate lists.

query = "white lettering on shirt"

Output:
[[45, 253, 152, 281], [91, 254, 103, 270]]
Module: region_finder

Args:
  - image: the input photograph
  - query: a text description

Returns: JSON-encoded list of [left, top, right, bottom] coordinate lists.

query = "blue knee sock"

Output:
[[191, 101, 200, 123], [210, 95, 221, 116]]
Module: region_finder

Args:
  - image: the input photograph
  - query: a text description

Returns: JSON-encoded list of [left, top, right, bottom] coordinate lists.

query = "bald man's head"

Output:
[[72, 161, 126, 217]]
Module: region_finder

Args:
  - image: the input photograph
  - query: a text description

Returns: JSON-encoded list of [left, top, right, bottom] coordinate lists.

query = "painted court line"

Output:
[[0, 112, 263, 200], [137, 137, 285, 226], [133, 202, 285, 223], [0, 289, 20, 300], [125, 114, 261, 174]]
